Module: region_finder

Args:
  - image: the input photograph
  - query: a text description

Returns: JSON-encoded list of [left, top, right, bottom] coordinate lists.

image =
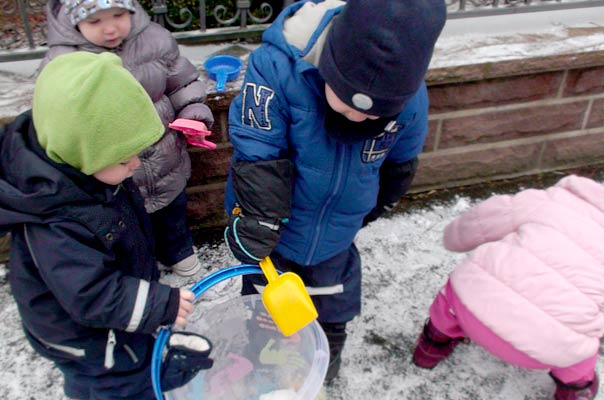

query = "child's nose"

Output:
[[103, 24, 117, 34]]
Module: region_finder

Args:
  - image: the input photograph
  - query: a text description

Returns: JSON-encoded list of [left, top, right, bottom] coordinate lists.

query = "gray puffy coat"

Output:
[[41, 0, 214, 213]]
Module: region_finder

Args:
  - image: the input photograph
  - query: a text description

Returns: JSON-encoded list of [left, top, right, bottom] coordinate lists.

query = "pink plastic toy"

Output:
[[168, 118, 217, 150]]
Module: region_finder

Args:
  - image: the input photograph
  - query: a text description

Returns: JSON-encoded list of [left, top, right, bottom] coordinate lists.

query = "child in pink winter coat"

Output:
[[412, 175, 604, 400]]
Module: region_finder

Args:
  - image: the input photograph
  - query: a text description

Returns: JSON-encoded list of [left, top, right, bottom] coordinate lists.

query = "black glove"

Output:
[[161, 332, 214, 392], [363, 158, 418, 227], [225, 159, 294, 264], [225, 209, 284, 264], [362, 201, 400, 227]]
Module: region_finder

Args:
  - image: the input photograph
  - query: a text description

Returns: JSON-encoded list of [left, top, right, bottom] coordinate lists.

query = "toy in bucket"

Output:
[[151, 265, 328, 400], [204, 55, 243, 93], [169, 119, 217, 150]]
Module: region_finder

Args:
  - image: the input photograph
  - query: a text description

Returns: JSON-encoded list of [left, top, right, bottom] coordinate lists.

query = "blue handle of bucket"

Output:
[[215, 72, 227, 92], [151, 264, 267, 400]]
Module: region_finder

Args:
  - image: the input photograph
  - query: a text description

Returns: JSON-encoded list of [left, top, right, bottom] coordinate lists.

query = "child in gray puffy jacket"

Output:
[[41, 0, 215, 277]]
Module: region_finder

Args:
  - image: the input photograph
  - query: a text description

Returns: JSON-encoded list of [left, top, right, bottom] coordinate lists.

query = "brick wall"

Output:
[[187, 93, 237, 228], [192, 48, 604, 229]]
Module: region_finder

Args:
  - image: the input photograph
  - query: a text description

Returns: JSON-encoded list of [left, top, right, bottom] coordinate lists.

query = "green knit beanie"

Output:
[[33, 52, 164, 175]]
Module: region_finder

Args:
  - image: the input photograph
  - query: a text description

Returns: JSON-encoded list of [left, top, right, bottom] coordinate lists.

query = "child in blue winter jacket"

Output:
[[0, 52, 212, 400], [224, 0, 446, 382], [41, 0, 215, 277]]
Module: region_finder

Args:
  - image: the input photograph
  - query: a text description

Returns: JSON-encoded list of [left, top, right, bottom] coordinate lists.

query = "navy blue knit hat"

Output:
[[319, 0, 446, 117]]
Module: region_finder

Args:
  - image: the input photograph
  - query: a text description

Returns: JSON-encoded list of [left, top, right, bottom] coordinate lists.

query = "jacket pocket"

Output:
[[26, 329, 86, 361], [38, 336, 86, 359]]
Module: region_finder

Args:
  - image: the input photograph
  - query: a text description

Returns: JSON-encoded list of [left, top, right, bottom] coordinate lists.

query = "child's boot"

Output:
[[170, 252, 201, 277], [320, 322, 347, 383], [412, 318, 460, 369], [551, 373, 598, 400]]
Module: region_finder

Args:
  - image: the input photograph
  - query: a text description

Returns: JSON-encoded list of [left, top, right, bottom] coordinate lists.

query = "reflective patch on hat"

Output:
[[98, 0, 113, 9], [77, 7, 88, 21], [351, 93, 373, 110]]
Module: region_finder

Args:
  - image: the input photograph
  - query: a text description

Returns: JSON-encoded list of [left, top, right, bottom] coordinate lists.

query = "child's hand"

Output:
[[175, 289, 195, 327]]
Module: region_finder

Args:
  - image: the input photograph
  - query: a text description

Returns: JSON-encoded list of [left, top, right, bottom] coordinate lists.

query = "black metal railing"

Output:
[[145, 0, 283, 31], [1, 0, 604, 61], [446, 0, 604, 18]]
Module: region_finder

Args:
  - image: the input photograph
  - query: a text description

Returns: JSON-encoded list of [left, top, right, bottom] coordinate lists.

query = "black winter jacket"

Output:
[[0, 112, 180, 373]]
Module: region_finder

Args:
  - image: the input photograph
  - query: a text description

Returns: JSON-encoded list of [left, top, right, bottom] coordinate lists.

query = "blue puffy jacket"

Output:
[[226, 1, 429, 265]]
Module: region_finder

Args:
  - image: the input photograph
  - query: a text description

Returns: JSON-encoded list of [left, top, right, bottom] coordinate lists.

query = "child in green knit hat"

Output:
[[33, 51, 163, 177], [41, 0, 216, 277], [0, 52, 213, 399]]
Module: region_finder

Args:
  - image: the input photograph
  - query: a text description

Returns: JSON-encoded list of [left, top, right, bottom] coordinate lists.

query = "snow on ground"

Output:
[[431, 23, 604, 70], [431, 6, 604, 69], [1, 8, 604, 398], [1, 180, 604, 400]]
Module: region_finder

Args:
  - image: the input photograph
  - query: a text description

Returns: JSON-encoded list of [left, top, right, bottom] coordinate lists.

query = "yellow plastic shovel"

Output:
[[258, 256, 318, 337]]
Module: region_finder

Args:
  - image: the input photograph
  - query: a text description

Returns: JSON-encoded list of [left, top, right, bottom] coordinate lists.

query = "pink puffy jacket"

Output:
[[445, 175, 604, 368]]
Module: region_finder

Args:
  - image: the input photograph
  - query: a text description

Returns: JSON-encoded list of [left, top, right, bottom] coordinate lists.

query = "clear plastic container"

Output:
[[164, 294, 329, 400]]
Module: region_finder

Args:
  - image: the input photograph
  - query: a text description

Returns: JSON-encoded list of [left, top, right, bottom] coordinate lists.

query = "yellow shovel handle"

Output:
[[259, 256, 279, 283]]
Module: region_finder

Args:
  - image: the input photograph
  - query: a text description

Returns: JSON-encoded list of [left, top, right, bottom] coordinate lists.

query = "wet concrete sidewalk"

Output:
[[0, 42, 258, 123]]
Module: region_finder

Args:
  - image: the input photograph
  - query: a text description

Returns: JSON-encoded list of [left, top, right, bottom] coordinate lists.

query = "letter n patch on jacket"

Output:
[[241, 83, 275, 130]]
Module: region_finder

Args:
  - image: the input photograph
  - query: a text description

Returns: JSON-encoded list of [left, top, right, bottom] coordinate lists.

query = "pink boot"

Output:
[[552, 373, 599, 400], [412, 319, 461, 369]]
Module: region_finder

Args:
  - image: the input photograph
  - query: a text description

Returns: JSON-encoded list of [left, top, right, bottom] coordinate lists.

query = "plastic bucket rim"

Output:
[[151, 264, 329, 400], [151, 264, 265, 400], [164, 293, 329, 400]]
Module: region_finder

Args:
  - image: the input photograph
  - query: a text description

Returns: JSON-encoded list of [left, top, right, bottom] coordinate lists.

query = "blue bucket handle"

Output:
[[215, 72, 227, 93], [151, 264, 270, 400]]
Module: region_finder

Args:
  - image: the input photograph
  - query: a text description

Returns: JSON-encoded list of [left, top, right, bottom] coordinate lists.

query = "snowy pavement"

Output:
[[1, 6, 604, 399], [2, 180, 604, 399]]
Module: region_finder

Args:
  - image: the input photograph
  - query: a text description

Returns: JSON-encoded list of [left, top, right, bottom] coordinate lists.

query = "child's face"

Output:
[[325, 84, 379, 122], [77, 8, 132, 49], [93, 155, 140, 185]]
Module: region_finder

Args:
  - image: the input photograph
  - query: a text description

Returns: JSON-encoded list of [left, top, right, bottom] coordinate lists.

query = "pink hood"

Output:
[[445, 175, 604, 367]]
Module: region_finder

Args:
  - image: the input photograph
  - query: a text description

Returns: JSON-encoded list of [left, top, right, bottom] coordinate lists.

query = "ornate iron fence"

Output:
[[1, 0, 604, 60], [1, 0, 47, 51], [145, 0, 284, 31], [0, 0, 290, 53], [446, 0, 604, 18]]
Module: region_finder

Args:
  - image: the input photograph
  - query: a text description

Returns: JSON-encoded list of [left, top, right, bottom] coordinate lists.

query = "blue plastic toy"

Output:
[[203, 55, 243, 92]]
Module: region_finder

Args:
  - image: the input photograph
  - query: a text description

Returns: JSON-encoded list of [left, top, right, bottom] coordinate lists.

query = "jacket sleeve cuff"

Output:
[[163, 288, 182, 325]]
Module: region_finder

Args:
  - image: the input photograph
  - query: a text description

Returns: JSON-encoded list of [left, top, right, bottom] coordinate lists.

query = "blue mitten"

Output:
[[161, 332, 214, 392]]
